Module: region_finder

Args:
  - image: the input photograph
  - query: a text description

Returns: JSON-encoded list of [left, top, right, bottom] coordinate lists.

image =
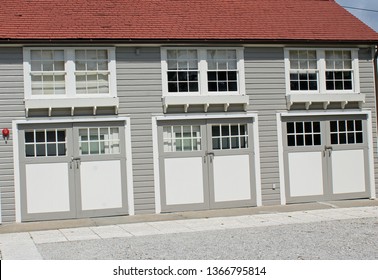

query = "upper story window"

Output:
[[289, 50, 318, 92], [285, 48, 359, 95], [24, 47, 116, 99], [325, 50, 353, 91], [162, 47, 245, 96]]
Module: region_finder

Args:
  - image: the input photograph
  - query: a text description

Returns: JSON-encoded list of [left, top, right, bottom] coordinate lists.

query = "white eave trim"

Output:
[[162, 95, 249, 113]]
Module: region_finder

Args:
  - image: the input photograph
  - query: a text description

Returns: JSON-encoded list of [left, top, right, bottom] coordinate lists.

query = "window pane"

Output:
[[25, 145, 35, 157], [47, 143, 57, 156], [25, 132, 34, 143]]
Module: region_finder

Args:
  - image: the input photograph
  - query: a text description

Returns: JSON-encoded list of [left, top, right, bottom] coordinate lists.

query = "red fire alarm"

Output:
[[2, 128, 10, 143]]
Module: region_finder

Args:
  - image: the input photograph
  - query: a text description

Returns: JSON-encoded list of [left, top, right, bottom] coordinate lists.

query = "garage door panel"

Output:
[[80, 160, 123, 211], [25, 163, 70, 214], [164, 157, 205, 205], [288, 152, 324, 197], [213, 155, 251, 202], [331, 150, 366, 194]]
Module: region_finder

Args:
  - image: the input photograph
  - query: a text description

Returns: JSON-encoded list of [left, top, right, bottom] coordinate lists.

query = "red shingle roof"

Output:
[[0, 0, 377, 42]]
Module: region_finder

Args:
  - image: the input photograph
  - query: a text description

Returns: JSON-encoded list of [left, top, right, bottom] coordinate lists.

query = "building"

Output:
[[0, 0, 377, 223]]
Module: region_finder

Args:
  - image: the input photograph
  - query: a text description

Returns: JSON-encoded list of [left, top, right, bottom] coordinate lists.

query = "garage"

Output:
[[18, 121, 129, 221], [157, 117, 257, 212], [282, 114, 371, 203]]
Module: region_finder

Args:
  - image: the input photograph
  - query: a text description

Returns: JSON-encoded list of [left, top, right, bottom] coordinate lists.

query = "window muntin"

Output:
[[325, 50, 353, 91], [163, 125, 201, 152], [79, 127, 120, 155], [30, 50, 66, 96], [212, 124, 248, 150], [286, 121, 321, 147], [75, 50, 110, 94], [166, 50, 199, 93], [25, 47, 116, 99], [162, 48, 244, 96], [285, 49, 358, 94], [330, 120, 363, 145], [207, 49, 238, 92], [25, 129, 66, 157], [289, 50, 318, 91]]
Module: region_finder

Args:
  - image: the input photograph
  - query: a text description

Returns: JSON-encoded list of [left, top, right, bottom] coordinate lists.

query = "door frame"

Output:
[[12, 117, 134, 223], [152, 113, 262, 214], [277, 110, 376, 205]]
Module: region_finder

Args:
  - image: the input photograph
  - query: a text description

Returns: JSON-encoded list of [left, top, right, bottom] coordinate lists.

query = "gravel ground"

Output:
[[36, 217, 378, 260]]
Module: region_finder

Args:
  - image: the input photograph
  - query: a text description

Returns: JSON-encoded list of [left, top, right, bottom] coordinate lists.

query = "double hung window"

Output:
[[162, 47, 245, 96], [24, 47, 116, 99], [285, 49, 359, 94]]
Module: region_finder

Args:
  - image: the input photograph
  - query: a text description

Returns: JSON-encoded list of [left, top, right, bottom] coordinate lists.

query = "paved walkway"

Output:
[[1, 204, 377, 260]]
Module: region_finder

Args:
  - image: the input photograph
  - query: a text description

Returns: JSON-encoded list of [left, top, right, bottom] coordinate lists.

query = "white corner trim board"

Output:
[[152, 117, 161, 214], [276, 113, 286, 205]]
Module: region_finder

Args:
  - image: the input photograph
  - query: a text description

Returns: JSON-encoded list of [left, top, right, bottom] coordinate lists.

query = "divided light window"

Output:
[[167, 50, 199, 93], [325, 50, 353, 91], [162, 48, 244, 95], [24, 47, 116, 99], [30, 50, 66, 96], [289, 50, 318, 91], [286, 49, 358, 94]]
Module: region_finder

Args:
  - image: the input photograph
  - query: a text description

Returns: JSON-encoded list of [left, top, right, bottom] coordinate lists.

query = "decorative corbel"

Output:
[[323, 101, 330, 110], [341, 101, 348, 110], [305, 102, 312, 110], [204, 103, 209, 113], [184, 104, 189, 113], [224, 103, 230, 112]]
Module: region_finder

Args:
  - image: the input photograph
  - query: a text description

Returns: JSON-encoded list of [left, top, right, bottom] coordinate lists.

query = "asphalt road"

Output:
[[36, 217, 378, 260]]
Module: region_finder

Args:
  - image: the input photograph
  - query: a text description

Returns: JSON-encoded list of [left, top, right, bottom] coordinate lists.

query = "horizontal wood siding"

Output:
[[0, 48, 24, 223], [359, 48, 378, 197], [116, 47, 163, 214], [244, 47, 286, 205]]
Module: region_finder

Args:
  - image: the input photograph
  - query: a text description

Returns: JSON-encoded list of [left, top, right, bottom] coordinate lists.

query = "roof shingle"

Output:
[[0, 0, 377, 42]]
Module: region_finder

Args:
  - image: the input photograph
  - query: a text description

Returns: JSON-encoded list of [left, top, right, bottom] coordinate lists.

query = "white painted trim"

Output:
[[152, 117, 161, 214], [280, 110, 369, 117], [366, 111, 376, 199], [14, 116, 129, 125], [124, 117, 135, 215], [154, 112, 257, 121], [276, 113, 286, 205], [252, 114, 262, 206], [12, 121, 21, 223]]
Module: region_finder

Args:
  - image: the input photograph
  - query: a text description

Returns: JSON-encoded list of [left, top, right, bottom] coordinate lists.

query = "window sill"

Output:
[[162, 95, 249, 113], [286, 93, 365, 110], [24, 97, 119, 116]]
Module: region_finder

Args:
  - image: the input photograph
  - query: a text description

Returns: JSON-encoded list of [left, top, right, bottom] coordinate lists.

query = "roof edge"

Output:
[[0, 38, 377, 45]]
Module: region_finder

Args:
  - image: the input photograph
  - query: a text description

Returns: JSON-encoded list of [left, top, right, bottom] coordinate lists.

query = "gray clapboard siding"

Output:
[[245, 47, 286, 205], [116, 47, 163, 214], [0, 47, 24, 223], [358, 49, 378, 197]]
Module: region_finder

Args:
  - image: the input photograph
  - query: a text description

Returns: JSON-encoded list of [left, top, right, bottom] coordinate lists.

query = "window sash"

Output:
[[285, 49, 358, 94], [162, 48, 244, 96], [24, 47, 116, 99]]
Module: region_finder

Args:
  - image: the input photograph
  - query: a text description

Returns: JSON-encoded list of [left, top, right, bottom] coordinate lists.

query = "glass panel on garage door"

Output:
[[19, 121, 128, 222], [283, 115, 370, 203], [158, 118, 256, 212]]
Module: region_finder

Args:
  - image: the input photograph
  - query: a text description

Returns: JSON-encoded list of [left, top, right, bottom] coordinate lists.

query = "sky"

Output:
[[335, 0, 378, 32]]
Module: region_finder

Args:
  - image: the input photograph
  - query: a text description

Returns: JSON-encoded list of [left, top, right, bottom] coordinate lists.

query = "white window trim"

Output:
[[284, 48, 360, 95], [161, 47, 246, 97], [23, 47, 117, 100]]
